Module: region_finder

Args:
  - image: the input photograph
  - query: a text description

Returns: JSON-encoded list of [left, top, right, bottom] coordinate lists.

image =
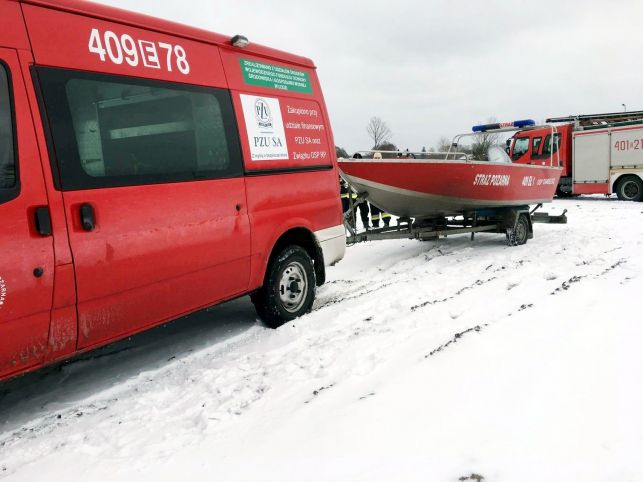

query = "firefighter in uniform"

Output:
[[341, 178, 369, 228], [347, 153, 371, 228], [369, 152, 391, 228], [340, 177, 360, 215]]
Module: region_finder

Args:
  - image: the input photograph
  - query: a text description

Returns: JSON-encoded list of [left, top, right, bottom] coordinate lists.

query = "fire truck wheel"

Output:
[[251, 245, 316, 328], [555, 187, 572, 198], [514, 214, 529, 245], [615, 176, 643, 202]]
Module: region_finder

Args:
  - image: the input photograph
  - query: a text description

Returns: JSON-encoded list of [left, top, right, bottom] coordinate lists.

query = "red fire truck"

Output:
[[0, 0, 345, 381], [508, 111, 643, 201]]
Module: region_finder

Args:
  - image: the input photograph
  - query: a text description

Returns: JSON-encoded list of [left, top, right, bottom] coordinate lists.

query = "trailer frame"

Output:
[[343, 193, 566, 246]]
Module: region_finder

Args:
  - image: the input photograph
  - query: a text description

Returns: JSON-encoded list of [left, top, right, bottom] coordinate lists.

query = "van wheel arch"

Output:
[[265, 228, 325, 287]]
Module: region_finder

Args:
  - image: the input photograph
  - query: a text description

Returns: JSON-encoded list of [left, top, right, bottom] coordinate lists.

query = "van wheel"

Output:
[[251, 245, 316, 328], [616, 176, 643, 201]]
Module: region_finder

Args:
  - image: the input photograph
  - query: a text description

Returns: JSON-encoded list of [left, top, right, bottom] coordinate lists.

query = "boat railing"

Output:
[[449, 123, 560, 168], [346, 149, 471, 160]]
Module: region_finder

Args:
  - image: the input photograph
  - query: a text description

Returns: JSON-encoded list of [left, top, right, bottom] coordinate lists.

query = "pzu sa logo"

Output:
[[254, 98, 273, 130], [0, 276, 6, 309]]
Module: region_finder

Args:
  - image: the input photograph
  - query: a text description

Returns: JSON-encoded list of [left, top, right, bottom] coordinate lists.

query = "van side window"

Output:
[[531, 137, 542, 155], [0, 64, 16, 194], [37, 68, 242, 190], [542, 133, 561, 156], [512, 137, 529, 160]]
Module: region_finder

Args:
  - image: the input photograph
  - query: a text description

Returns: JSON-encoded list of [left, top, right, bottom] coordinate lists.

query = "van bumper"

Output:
[[314, 224, 346, 266]]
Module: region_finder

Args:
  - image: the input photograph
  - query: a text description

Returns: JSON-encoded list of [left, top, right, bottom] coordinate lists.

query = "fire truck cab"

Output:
[[509, 111, 643, 201], [0, 0, 345, 381]]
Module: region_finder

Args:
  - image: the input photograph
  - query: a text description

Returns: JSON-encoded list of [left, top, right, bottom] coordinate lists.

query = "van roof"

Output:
[[20, 0, 316, 68]]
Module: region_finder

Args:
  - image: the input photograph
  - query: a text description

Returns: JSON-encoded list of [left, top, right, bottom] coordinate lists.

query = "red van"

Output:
[[0, 0, 345, 381]]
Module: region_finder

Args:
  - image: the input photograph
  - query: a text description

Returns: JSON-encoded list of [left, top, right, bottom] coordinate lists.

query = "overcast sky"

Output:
[[100, 0, 643, 154]]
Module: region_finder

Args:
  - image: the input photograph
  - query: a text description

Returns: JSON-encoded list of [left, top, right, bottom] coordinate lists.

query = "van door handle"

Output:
[[80, 203, 95, 231], [34, 207, 53, 236]]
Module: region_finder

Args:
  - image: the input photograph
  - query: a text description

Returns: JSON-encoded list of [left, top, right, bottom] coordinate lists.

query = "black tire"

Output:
[[504, 211, 530, 246], [555, 187, 572, 198], [506, 213, 530, 246], [514, 214, 529, 245], [615, 176, 643, 202], [251, 245, 316, 328]]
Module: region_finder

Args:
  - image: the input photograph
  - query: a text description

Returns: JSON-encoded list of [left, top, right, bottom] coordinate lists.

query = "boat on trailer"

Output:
[[339, 120, 566, 245], [339, 120, 563, 219]]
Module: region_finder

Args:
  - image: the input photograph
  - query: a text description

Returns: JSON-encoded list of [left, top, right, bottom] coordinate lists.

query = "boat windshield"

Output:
[[487, 146, 512, 163]]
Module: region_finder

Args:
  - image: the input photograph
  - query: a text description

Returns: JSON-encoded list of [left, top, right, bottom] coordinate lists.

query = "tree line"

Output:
[[335, 116, 504, 160]]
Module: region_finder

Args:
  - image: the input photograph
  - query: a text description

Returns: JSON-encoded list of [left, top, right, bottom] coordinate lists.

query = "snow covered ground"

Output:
[[1, 197, 642, 482]]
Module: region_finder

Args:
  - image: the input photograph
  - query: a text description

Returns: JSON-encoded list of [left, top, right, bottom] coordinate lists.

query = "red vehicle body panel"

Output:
[[573, 182, 609, 194], [0, 0, 343, 381], [62, 181, 251, 350], [0, 47, 54, 379], [23, 5, 229, 88]]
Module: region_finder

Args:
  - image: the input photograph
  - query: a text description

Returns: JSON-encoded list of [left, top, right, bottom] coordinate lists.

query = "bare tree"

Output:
[[471, 118, 501, 161], [335, 146, 349, 159], [366, 117, 392, 149], [436, 136, 452, 153]]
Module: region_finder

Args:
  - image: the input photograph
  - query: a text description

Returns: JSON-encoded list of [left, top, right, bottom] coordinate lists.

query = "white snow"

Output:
[[1, 197, 642, 482]]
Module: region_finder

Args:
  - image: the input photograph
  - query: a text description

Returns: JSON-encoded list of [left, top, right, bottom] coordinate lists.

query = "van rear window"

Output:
[[37, 68, 242, 190], [0, 64, 16, 191]]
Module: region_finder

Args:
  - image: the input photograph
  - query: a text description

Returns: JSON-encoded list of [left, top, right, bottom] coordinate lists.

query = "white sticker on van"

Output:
[[0, 276, 7, 309], [240, 94, 289, 161]]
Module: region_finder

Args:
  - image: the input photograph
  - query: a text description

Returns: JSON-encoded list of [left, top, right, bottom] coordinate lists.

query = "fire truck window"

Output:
[[512, 137, 529, 160], [0, 64, 16, 193], [36, 68, 242, 190], [531, 137, 542, 155], [542, 134, 561, 156]]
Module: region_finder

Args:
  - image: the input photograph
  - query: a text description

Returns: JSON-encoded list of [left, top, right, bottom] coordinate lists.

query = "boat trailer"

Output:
[[342, 192, 567, 246]]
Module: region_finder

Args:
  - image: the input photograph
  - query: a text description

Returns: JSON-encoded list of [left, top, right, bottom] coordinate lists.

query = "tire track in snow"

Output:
[[410, 276, 498, 312], [315, 247, 454, 310], [421, 253, 629, 360], [550, 257, 627, 295]]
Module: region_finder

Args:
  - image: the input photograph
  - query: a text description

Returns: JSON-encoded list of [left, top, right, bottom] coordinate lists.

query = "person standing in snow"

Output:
[[369, 151, 391, 228], [350, 152, 371, 228]]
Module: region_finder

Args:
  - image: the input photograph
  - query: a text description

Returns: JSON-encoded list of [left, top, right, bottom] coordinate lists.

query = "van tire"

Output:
[[251, 245, 316, 328], [615, 176, 643, 202]]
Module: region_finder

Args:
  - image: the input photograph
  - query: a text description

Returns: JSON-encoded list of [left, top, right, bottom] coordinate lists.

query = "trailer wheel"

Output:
[[251, 245, 316, 328], [506, 213, 530, 246], [514, 214, 530, 245], [615, 176, 643, 202]]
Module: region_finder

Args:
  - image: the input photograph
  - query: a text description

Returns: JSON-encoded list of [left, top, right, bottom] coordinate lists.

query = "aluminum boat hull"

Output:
[[338, 159, 563, 218]]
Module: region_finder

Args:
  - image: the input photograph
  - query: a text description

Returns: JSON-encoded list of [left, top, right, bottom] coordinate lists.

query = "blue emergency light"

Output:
[[472, 119, 535, 133]]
